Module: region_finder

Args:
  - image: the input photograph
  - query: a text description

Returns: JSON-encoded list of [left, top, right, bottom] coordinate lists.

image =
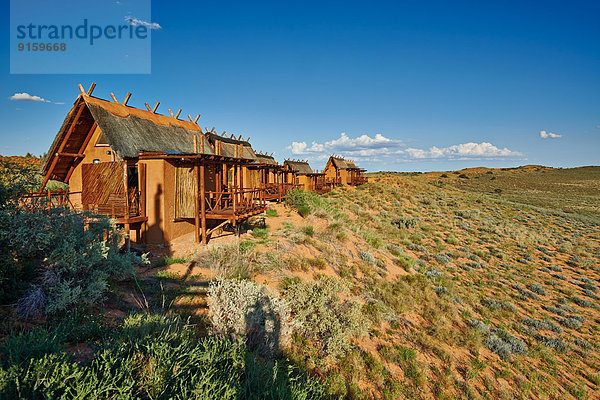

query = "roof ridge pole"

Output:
[[175, 109, 182, 119], [123, 93, 131, 105], [87, 83, 96, 95], [110, 93, 119, 102], [152, 101, 160, 113], [168, 109, 174, 118], [78, 84, 86, 94]]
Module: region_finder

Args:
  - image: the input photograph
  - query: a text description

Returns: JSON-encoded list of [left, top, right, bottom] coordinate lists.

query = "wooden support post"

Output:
[[200, 163, 207, 245], [233, 164, 237, 223], [193, 135, 198, 153], [123, 163, 129, 216], [194, 162, 200, 243], [139, 162, 147, 243], [200, 135, 204, 153], [124, 223, 130, 252]]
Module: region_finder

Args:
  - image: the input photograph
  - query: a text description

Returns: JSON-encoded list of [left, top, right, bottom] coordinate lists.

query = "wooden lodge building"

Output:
[[323, 156, 367, 186], [38, 84, 367, 245], [283, 160, 329, 193]]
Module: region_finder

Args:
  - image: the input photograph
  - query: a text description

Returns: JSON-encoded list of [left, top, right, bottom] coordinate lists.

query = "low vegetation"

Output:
[[2, 161, 600, 399]]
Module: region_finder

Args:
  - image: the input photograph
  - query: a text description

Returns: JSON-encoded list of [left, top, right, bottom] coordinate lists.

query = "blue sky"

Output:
[[2, 0, 599, 172]]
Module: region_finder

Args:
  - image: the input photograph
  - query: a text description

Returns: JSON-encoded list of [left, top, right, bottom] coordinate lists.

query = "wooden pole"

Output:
[[194, 162, 200, 243], [193, 135, 198, 153], [123, 93, 131, 105], [123, 163, 130, 251], [87, 83, 96, 95], [139, 163, 146, 216], [233, 164, 237, 225], [123, 163, 129, 215], [200, 163, 207, 245]]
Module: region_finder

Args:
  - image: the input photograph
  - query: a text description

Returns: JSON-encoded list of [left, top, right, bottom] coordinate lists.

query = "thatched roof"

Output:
[[330, 156, 348, 169], [329, 156, 360, 170], [87, 103, 214, 158], [284, 160, 313, 175], [255, 153, 277, 165], [42, 94, 213, 182], [205, 132, 257, 161]]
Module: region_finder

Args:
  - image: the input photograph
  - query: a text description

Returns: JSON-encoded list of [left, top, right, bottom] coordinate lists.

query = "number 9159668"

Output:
[[18, 43, 66, 51]]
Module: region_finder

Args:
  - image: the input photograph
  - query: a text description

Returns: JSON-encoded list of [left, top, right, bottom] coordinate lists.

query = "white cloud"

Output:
[[539, 130, 561, 139], [125, 16, 162, 30], [286, 133, 523, 166], [286, 132, 404, 155], [10, 92, 50, 102], [404, 142, 521, 159], [324, 132, 403, 150]]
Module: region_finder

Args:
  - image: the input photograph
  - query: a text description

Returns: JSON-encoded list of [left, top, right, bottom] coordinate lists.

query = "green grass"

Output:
[[0, 314, 327, 399]]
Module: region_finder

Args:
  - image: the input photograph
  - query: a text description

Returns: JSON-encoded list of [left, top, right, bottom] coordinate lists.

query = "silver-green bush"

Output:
[[208, 279, 293, 357], [282, 276, 367, 360]]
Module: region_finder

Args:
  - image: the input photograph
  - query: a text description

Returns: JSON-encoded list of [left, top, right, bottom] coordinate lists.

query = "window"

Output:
[[92, 159, 100, 164], [95, 132, 109, 146]]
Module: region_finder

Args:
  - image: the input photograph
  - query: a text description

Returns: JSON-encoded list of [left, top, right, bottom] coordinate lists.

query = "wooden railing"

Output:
[[263, 182, 298, 200], [84, 188, 141, 219], [17, 189, 73, 210], [351, 176, 368, 185], [204, 187, 266, 217]]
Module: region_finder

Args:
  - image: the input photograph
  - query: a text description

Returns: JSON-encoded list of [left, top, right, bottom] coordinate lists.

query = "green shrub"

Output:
[[0, 313, 326, 399], [391, 216, 419, 229], [0, 157, 41, 205], [285, 189, 329, 218], [360, 251, 376, 264], [155, 256, 187, 267], [252, 227, 269, 239], [265, 208, 278, 217], [297, 205, 311, 218], [1, 206, 141, 316], [208, 279, 293, 357], [282, 276, 367, 359], [199, 243, 258, 279], [301, 225, 315, 237]]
